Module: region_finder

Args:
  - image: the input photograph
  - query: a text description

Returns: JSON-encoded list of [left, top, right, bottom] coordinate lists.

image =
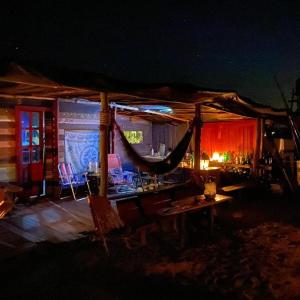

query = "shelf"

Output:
[[223, 163, 252, 169]]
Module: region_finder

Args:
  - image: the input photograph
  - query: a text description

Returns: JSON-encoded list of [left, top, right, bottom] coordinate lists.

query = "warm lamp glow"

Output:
[[211, 152, 220, 161], [204, 181, 216, 199], [200, 159, 209, 170], [210, 152, 224, 163]]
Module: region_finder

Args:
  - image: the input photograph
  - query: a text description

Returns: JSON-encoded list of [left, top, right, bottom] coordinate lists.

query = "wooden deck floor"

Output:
[[0, 197, 94, 259]]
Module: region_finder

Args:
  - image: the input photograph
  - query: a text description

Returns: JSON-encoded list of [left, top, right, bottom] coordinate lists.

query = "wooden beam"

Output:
[[0, 94, 55, 101], [110, 108, 116, 154], [0, 78, 96, 93], [99, 92, 109, 197], [108, 94, 194, 106], [194, 104, 202, 170], [110, 103, 189, 122], [253, 118, 264, 175]]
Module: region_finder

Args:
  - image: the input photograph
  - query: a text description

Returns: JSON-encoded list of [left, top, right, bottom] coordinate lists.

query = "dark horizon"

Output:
[[1, 1, 300, 108]]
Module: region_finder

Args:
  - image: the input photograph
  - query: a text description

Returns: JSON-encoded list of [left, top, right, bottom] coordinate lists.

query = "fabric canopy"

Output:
[[0, 61, 287, 122]]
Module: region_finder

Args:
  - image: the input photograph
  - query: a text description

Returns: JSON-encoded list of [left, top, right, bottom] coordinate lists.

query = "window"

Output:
[[124, 130, 143, 144]]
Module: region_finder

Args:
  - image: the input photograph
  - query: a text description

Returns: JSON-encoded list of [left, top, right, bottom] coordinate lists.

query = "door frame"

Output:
[[15, 106, 52, 185]]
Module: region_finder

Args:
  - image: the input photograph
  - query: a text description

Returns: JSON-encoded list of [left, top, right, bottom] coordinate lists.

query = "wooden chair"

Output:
[[0, 188, 14, 219], [88, 195, 133, 255], [140, 192, 177, 234], [58, 162, 91, 201], [116, 198, 157, 246], [88, 195, 155, 255]]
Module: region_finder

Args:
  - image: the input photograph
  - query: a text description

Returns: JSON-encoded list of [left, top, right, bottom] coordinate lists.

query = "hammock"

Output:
[[115, 119, 196, 174]]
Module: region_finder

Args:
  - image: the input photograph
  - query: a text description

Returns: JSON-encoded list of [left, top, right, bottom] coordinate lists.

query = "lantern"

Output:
[[211, 152, 220, 161], [204, 179, 216, 200], [218, 154, 224, 163], [200, 152, 210, 170], [211, 152, 224, 163], [200, 160, 209, 170]]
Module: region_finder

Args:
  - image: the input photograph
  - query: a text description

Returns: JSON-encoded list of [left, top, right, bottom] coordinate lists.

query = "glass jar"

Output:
[[204, 181, 216, 200]]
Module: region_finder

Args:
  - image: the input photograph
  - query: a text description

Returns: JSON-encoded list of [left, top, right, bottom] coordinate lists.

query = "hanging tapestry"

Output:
[[115, 119, 195, 174], [65, 130, 99, 174]]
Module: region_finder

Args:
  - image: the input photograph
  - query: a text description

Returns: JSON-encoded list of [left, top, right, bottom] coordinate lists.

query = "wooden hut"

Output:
[[0, 61, 288, 201]]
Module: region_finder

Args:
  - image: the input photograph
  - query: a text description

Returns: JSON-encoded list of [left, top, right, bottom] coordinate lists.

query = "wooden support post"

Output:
[[110, 107, 116, 154], [253, 118, 263, 176], [194, 104, 202, 170], [99, 92, 109, 197], [52, 99, 59, 181]]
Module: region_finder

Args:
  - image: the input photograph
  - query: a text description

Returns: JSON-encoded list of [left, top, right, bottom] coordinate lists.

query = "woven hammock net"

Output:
[[115, 118, 196, 174]]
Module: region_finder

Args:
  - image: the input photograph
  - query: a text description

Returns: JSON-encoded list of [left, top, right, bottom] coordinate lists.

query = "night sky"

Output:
[[1, 1, 300, 108]]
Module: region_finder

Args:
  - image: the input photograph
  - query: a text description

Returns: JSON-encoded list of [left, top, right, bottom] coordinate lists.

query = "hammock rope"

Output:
[[115, 118, 196, 174]]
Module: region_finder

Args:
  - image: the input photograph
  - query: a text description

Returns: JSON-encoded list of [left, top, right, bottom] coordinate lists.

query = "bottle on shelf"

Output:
[[264, 152, 273, 165], [235, 153, 239, 164], [245, 153, 251, 165], [151, 147, 154, 156], [190, 152, 194, 168], [223, 152, 228, 162], [268, 152, 273, 165], [264, 152, 269, 165]]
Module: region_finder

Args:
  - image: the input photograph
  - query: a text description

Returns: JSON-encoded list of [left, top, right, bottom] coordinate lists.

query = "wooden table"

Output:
[[0, 183, 23, 202], [158, 194, 233, 247], [0, 183, 23, 218]]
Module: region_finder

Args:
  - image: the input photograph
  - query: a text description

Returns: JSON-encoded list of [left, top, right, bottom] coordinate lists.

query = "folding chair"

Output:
[[58, 162, 91, 201], [108, 154, 136, 193]]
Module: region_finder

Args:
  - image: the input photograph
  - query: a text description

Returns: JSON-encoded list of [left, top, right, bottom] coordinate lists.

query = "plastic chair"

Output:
[[58, 162, 91, 201]]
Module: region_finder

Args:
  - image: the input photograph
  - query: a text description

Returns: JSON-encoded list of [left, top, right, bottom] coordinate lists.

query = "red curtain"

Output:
[[201, 119, 257, 156]]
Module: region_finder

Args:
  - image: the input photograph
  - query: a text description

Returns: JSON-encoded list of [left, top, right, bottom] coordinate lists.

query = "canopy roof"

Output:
[[0, 61, 286, 122]]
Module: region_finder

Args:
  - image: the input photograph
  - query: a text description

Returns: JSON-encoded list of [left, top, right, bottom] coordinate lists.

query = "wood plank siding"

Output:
[[0, 101, 57, 185], [0, 108, 16, 182], [58, 99, 100, 163]]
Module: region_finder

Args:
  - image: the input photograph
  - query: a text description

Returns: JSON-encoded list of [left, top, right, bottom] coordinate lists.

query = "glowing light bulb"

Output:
[[211, 152, 220, 161]]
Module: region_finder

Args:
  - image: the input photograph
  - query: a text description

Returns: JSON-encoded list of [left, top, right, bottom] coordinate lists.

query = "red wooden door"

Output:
[[16, 107, 45, 185]]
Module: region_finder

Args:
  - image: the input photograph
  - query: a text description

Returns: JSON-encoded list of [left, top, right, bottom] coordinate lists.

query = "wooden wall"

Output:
[[0, 107, 16, 182], [152, 122, 188, 153], [0, 100, 54, 184], [44, 110, 58, 181], [58, 99, 100, 162], [0, 98, 189, 183], [58, 99, 188, 172]]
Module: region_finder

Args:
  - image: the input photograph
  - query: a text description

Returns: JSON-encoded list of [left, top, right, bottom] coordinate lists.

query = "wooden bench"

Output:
[[219, 182, 256, 199]]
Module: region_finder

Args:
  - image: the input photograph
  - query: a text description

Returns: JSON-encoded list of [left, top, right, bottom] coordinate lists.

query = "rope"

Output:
[[100, 112, 110, 125]]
